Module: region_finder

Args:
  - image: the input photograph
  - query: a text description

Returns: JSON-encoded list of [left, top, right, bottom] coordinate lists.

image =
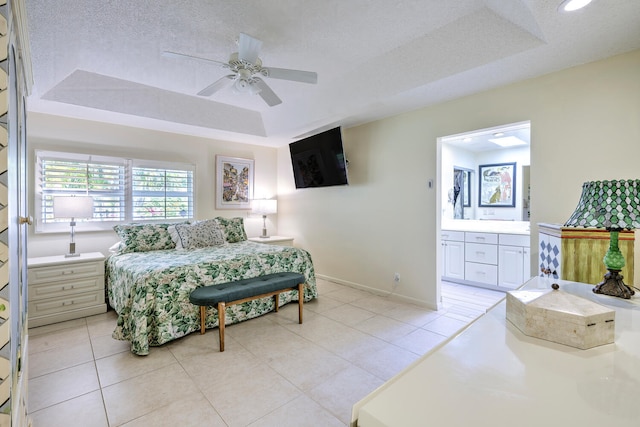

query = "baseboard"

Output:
[[316, 274, 438, 310]]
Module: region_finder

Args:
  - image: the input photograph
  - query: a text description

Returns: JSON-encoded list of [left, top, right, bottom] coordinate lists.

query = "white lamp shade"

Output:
[[251, 199, 277, 215], [53, 196, 94, 219]]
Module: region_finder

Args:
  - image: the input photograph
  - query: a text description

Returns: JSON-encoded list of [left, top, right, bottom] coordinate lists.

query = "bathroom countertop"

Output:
[[442, 219, 530, 235]]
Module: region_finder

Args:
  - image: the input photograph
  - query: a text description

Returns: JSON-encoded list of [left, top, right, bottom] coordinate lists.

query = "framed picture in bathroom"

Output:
[[478, 162, 516, 207]]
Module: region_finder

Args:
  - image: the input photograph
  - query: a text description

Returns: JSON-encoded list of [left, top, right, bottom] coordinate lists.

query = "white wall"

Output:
[[26, 49, 640, 309], [277, 49, 640, 309], [27, 113, 279, 258]]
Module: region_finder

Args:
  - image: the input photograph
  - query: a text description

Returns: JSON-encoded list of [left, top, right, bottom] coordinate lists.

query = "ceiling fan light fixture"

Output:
[[232, 78, 261, 95], [169, 32, 317, 106], [558, 0, 593, 12], [247, 83, 261, 95]]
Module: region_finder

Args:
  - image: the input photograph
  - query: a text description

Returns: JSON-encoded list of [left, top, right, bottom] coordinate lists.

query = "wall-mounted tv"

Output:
[[289, 127, 349, 189]]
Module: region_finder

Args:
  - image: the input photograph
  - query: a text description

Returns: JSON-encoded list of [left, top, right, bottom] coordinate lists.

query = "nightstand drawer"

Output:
[[28, 260, 104, 285], [29, 276, 104, 301], [28, 289, 105, 318]]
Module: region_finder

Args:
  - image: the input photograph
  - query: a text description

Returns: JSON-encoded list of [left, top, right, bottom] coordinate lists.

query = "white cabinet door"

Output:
[[443, 240, 465, 281], [499, 245, 525, 289]]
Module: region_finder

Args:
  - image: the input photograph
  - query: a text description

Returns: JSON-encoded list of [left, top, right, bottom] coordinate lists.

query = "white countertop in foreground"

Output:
[[352, 277, 640, 427], [442, 219, 530, 235]]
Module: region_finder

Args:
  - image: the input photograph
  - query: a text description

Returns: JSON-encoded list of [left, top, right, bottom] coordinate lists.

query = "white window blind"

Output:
[[36, 150, 195, 232], [39, 156, 126, 223], [131, 166, 194, 220]]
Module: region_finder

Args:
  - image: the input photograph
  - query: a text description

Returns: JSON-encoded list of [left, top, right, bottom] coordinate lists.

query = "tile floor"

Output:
[[27, 279, 504, 427]]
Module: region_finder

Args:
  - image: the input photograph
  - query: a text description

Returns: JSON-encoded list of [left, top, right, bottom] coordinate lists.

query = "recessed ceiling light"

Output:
[[493, 132, 505, 137], [488, 136, 527, 148], [559, 0, 593, 12]]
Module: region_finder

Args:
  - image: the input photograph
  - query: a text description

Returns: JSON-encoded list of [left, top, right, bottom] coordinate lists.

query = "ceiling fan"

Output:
[[163, 33, 318, 107]]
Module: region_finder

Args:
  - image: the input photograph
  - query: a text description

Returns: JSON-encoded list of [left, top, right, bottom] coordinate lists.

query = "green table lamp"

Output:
[[564, 179, 640, 299]]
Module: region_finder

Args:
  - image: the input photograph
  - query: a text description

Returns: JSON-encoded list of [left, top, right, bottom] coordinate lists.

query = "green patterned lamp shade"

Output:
[[564, 179, 640, 298], [564, 180, 640, 230]]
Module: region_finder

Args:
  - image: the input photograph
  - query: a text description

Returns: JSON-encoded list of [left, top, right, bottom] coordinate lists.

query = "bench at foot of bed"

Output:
[[188, 272, 305, 351]]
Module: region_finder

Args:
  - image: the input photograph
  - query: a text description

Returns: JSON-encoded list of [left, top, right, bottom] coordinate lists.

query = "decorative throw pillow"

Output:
[[215, 217, 247, 243], [113, 223, 179, 253], [173, 219, 227, 250], [167, 224, 183, 249]]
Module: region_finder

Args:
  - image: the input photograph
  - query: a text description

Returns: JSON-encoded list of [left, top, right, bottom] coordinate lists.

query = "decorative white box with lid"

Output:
[[506, 285, 615, 349]]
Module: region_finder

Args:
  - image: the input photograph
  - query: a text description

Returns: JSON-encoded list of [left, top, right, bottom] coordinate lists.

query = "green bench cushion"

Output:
[[189, 272, 305, 306]]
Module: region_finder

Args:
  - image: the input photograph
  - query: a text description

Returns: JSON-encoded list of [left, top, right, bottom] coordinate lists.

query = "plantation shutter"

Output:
[[38, 153, 126, 224], [131, 164, 194, 220]]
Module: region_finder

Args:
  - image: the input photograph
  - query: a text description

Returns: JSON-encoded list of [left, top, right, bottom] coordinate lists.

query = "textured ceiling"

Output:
[[25, 0, 640, 147]]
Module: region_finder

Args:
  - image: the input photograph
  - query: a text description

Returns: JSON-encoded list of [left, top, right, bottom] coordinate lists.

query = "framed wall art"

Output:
[[478, 162, 516, 207], [216, 155, 254, 209]]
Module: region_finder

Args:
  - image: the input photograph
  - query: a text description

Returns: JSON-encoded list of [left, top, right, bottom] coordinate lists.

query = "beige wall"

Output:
[[277, 49, 640, 309], [25, 49, 640, 308], [26, 113, 278, 258]]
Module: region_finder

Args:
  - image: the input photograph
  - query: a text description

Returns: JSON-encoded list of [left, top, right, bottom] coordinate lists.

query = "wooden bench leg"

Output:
[[218, 301, 226, 352], [200, 306, 206, 334], [274, 293, 280, 312], [298, 283, 304, 324]]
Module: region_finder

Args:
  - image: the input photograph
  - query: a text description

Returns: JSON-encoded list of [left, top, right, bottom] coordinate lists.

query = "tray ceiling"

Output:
[[25, 0, 640, 147]]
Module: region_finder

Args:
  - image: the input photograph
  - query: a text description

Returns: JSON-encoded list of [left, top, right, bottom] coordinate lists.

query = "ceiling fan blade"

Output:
[[197, 75, 235, 96], [263, 67, 318, 84], [162, 50, 228, 67], [238, 33, 262, 64], [254, 78, 282, 107]]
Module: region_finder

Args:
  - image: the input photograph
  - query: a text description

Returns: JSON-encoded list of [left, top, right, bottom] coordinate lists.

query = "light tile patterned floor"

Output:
[[27, 279, 504, 427]]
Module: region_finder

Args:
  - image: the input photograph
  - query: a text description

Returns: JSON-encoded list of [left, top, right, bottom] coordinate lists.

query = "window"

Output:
[[35, 150, 194, 232]]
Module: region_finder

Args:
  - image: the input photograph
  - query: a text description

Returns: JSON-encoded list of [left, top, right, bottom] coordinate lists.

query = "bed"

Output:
[[105, 218, 317, 355]]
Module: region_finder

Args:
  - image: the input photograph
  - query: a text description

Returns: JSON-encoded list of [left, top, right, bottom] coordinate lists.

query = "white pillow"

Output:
[[168, 225, 183, 249], [108, 241, 123, 254], [173, 219, 227, 250]]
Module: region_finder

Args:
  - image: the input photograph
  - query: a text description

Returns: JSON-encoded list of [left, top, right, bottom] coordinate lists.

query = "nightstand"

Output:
[[248, 236, 294, 246], [28, 252, 107, 327]]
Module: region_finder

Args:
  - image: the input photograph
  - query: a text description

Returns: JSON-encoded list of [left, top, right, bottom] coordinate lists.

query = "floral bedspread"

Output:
[[106, 241, 317, 355]]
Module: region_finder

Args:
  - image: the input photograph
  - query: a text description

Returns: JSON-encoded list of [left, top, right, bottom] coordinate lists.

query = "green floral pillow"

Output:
[[215, 217, 247, 243], [113, 223, 181, 253], [172, 219, 227, 250]]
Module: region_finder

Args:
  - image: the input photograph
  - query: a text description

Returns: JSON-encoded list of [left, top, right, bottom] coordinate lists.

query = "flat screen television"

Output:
[[289, 127, 349, 189]]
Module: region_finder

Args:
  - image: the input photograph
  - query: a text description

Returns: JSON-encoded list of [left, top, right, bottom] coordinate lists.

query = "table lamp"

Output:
[[251, 199, 277, 238], [564, 179, 640, 299], [53, 195, 94, 257]]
